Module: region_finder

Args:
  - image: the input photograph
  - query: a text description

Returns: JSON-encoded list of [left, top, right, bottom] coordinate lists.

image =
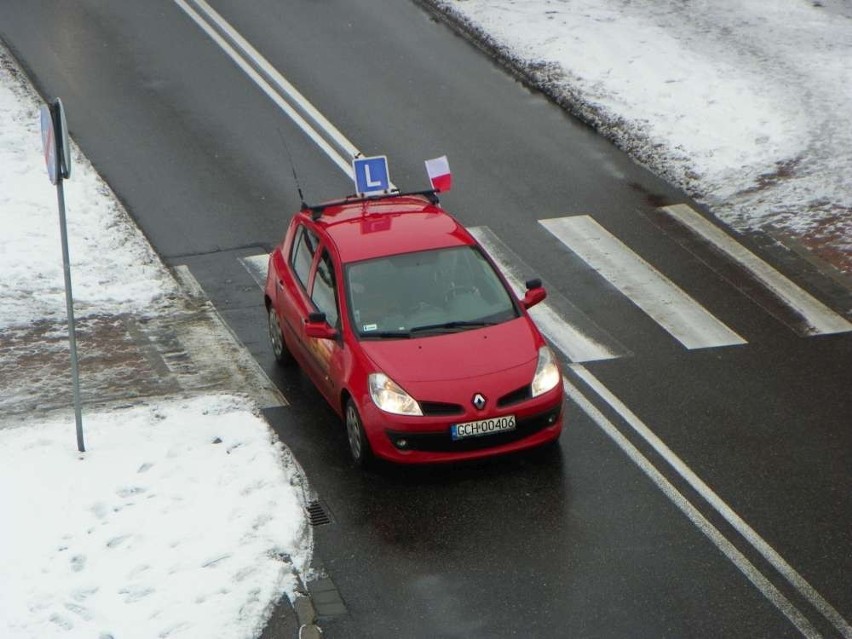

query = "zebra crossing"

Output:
[[659, 204, 852, 336], [176, 0, 849, 362], [239, 205, 851, 363], [539, 215, 748, 350], [467, 226, 628, 363]]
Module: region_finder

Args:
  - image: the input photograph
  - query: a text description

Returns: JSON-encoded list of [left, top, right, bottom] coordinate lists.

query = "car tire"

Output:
[[268, 306, 294, 366], [345, 399, 373, 468]]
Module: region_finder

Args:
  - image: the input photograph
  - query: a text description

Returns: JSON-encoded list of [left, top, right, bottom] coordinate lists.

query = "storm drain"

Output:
[[306, 500, 332, 527]]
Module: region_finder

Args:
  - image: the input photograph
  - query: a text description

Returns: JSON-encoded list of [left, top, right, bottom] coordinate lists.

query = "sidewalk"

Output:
[[0, 42, 314, 639], [0, 267, 283, 420]]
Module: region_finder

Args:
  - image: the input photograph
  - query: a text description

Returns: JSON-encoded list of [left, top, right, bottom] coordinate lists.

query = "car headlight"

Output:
[[368, 373, 423, 416], [531, 346, 561, 397]]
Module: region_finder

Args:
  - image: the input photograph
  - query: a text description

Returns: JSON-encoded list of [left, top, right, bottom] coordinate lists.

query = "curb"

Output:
[[172, 265, 325, 639], [294, 594, 323, 639], [172, 264, 288, 409]]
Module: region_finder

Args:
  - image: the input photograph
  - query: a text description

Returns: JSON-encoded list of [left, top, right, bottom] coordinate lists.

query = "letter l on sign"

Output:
[[365, 165, 382, 189]]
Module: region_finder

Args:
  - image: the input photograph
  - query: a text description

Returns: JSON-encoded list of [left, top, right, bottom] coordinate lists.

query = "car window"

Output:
[[345, 246, 518, 338], [312, 248, 340, 328], [290, 225, 319, 290]]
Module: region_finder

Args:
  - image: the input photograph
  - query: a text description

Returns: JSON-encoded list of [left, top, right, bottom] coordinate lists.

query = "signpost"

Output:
[[40, 98, 84, 453]]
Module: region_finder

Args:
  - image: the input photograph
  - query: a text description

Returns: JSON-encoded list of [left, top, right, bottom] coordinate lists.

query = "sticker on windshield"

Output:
[[363, 323, 378, 332]]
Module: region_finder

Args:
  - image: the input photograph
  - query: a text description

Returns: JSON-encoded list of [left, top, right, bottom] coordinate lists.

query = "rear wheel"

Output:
[[268, 306, 294, 366], [345, 399, 373, 468]]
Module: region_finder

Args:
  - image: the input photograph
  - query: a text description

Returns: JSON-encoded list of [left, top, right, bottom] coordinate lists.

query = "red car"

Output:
[[264, 191, 563, 466]]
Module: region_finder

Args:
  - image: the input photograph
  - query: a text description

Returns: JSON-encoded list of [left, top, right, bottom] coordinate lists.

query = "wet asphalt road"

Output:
[[2, 0, 850, 637]]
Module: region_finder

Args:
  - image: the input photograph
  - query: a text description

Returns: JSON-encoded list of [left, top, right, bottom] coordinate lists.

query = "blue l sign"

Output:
[[353, 156, 390, 194]]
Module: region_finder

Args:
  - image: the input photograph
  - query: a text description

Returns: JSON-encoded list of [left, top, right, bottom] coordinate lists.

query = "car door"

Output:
[[275, 222, 320, 368], [302, 245, 345, 406]]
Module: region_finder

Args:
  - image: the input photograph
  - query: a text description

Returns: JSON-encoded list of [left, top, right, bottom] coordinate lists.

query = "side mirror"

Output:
[[521, 278, 547, 309], [305, 312, 338, 340]]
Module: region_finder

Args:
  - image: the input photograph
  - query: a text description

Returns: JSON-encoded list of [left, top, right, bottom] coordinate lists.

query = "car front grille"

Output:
[[497, 385, 532, 407], [419, 385, 532, 415], [419, 401, 464, 416], [385, 405, 561, 453]]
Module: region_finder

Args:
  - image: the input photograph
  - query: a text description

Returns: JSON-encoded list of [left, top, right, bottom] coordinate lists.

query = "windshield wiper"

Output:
[[360, 330, 412, 339], [410, 320, 497, 334]]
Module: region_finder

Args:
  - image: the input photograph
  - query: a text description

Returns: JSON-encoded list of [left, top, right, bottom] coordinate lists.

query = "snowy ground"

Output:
[[3, 2, 849, 634], [0, 51, 178, 331], [0, 46, 310, 639], [0, 395, 309, 639], [432, 0, 852, 274]]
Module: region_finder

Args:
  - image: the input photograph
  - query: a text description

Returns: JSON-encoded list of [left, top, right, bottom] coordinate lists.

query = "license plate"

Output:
[[451, 415, 516, 441]]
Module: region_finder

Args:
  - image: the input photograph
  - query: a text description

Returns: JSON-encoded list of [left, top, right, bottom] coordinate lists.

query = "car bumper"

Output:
[[361, 385, 564, 464]]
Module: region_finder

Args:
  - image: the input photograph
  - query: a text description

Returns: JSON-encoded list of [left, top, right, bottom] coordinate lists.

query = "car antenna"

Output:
[[277, 128, 308, 211]]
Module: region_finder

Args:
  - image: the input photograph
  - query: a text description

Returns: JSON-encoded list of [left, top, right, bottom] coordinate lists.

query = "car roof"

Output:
[[305, 194, 476, 264]]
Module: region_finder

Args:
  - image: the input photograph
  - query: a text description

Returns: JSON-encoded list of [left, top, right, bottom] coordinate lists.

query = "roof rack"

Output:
[[303, 189, 440, 221]]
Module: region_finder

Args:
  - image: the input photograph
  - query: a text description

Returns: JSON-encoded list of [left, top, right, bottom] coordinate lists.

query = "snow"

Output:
[[0, 58, 179, 331], [0, 395, 310, 639], [434, 0, 852, 271], [0, 47, 310, 638], [2, 2, 849, 635]]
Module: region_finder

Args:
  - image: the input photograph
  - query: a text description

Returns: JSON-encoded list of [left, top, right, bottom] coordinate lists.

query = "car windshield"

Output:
[[345, 246, 519, 338]]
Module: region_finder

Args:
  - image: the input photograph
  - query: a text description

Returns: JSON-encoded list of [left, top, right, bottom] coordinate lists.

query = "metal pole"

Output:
[[56, 176, 85, 453]]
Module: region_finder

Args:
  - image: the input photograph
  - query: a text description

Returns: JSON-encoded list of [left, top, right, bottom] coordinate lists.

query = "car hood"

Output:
[[359, 317, 541, 383]]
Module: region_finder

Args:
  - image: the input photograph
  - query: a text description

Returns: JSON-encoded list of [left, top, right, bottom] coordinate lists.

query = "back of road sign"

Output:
[[40, 98, 72, 185]]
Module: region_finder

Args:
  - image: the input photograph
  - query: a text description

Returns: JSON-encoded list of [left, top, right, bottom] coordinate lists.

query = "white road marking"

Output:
[[570, 364, 852, 639], [540, 215, 747, 349], [175, 7, 848, 632], [239, 254, 270, 288], [661, 204, 852, 335], [173, 0, 389, 185], [241, 234, 849, 635], [563, 376, 822, 639], [184, 0, 359, 158], [470, 226, 623, 362]]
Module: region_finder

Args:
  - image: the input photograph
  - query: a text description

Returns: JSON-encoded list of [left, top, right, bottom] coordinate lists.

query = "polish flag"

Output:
[[425, 155, 452, 192]]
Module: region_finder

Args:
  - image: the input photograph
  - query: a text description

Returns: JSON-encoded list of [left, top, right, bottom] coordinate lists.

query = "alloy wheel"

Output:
[[268, 307, 291, 365], [346, 401, 363, 462]]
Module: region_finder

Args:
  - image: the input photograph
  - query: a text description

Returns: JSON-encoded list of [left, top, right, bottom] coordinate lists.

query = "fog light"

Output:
[[396, 438, 408, 449], [547, 414, 556, 425]]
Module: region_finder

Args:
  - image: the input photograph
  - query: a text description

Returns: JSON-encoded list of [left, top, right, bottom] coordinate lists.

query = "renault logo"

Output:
[[472, 393, 486, 410]]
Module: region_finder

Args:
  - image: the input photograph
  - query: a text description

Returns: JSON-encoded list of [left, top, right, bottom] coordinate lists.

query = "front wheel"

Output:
[[345, 399, 373, 468], [268, 306, 294, 366]]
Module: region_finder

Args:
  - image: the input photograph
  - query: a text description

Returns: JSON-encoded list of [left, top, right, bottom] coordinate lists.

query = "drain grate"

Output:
[[306, 500, 332, 527]]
